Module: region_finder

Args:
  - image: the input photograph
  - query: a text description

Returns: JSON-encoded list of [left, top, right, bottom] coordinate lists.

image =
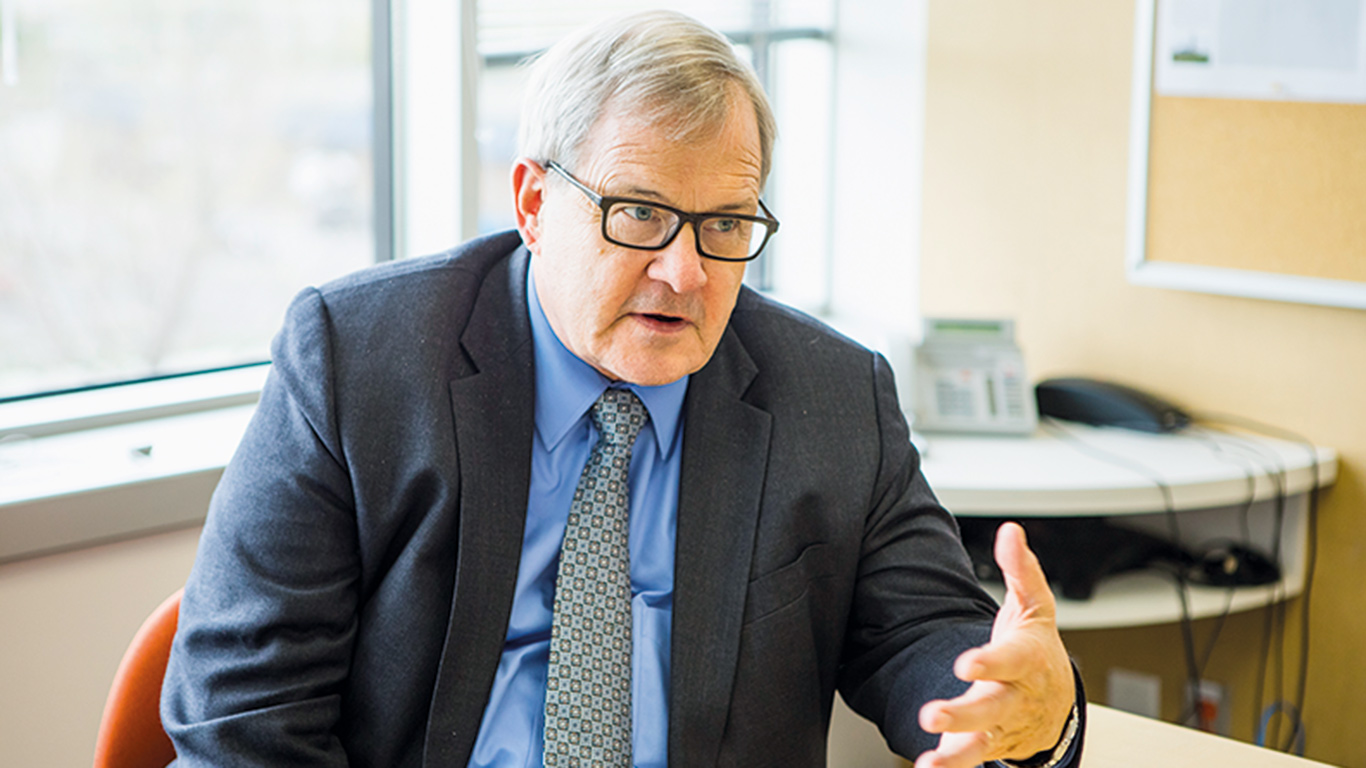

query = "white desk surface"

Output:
[[1085, 704, 1338, 767], [917, 422, 1336, 516]]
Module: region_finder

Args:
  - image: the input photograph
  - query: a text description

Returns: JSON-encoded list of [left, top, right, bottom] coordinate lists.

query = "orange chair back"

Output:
[[93, 588, 182, 768]]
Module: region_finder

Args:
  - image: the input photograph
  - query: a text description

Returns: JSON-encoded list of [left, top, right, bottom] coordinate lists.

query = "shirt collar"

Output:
[[527, 266, 688, 458]]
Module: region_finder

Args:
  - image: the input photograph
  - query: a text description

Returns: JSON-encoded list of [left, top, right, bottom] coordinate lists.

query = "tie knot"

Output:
[[590, 389, 649, 448]]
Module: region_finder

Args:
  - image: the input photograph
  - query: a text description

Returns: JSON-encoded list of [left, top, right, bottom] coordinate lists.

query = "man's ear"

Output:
[[511, 158, 547, 253]]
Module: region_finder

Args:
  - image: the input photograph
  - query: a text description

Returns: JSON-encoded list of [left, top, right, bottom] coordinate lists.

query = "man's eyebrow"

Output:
[[707, 201, 760, 214], [620, 186, 669, 202], [618, 186, 759, 214]]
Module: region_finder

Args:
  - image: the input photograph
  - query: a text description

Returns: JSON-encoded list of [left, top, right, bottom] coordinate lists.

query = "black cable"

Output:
[[1039, 419, 1203, 728], [1196, 587, 1236, 676], [1193, 412, 1321, 755], [1200, 422, 1302, 752], [1156, 567, 1238, 729], [1256, 591, 1275, 744], [1166, 426, 1266, 729], [1262, 576, 1284, 743], [1208, 428, 1290, 746], [1185, 428, 1262, 548], [1185, 422, 1292, 743]]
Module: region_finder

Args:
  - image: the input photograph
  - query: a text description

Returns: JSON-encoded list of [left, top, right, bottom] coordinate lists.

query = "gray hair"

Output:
[[517, 10, 777, 187]]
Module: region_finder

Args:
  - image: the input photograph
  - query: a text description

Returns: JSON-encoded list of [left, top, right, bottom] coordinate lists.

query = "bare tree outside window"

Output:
[[0, 0, 373, 399], [0, 0, 834, 402]]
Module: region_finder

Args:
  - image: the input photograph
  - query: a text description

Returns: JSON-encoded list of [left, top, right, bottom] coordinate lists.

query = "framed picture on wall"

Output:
[[1126, 0, 1366, 310]]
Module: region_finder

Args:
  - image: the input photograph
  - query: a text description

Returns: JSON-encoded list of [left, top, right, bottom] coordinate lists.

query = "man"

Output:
[[163, 11, 1082, 768]]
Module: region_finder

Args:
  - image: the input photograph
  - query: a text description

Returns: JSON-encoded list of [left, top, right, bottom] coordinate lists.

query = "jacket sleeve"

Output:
[[161, 287, 360, 767], [838, 353, 1084, 766]]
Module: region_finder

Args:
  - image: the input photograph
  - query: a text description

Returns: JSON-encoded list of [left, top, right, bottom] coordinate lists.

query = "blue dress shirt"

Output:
[[468, 268, 688, 768]]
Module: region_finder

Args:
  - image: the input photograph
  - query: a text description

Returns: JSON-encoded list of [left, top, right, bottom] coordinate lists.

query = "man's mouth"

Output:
[[634, 312, 690, 331]]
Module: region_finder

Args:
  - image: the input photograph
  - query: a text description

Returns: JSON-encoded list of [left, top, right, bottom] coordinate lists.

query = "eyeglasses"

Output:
[[545, 160, 780, 262]]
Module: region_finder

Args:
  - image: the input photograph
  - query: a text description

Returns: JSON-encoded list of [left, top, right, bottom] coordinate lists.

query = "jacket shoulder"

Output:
[[727, 287, 877, 373], [316, 230, 525, 302]]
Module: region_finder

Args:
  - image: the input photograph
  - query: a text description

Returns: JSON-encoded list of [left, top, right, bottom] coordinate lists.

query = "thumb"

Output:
[[995, 522, 1054, 615]]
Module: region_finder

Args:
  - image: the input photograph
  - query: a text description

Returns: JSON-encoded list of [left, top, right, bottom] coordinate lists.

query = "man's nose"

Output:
[[646, 224, 708, 293]]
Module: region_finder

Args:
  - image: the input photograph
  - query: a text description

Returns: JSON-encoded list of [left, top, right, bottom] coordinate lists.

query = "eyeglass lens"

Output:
[[605, 202, 770, 259]]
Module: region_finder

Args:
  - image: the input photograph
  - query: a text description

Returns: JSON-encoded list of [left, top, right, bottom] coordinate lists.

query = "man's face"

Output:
[[515, 91, 763, 386]]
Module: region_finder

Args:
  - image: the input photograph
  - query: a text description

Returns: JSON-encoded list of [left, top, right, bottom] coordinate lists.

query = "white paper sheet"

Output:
[[1154, 0, 1366, 102]]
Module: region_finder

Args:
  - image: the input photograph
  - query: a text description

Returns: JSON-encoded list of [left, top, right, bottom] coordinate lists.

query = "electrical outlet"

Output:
[[1185, 679, 1230, 735], [1107, 668, 1161, 719]]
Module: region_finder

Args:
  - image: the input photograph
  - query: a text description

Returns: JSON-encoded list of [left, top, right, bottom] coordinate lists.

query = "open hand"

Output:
[[915, 522, 1075, 768]]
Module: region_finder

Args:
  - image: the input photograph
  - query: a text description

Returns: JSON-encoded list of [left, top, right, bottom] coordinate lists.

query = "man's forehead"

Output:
[[575, 102, 762, 195], [587, 87, 757, 152]]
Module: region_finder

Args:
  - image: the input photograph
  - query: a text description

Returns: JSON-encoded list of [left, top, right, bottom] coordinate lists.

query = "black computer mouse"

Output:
[[1191, 543, 1281, 587], [1035, 377, 1190, 433]]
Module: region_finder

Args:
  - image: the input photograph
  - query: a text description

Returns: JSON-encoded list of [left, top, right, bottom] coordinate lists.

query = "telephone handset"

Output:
[[913, 318, 1037, 435]]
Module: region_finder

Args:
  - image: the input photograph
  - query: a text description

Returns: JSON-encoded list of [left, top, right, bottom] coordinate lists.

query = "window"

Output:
[[2, 0, 927, 558], [0, 0, 379, 401], [3, 0, 926, 409]]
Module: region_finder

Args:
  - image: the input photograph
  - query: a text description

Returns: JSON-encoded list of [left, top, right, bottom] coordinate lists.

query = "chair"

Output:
[[93, 588, 182, 768]]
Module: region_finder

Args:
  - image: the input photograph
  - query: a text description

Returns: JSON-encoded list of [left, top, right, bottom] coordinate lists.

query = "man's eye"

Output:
[[710, 218, 739, 233], [624, 205, 656, 222]]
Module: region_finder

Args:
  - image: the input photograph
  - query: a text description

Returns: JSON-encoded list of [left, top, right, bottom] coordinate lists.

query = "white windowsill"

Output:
[[0, 368, 266, 563], [0, 364, 266, 440]]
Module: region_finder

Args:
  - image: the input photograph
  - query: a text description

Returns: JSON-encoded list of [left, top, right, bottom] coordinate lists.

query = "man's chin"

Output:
[[594, 349, 709, 387]]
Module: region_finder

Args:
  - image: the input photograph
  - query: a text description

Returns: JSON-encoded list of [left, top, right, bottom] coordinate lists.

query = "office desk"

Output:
[[1085, 704, 1337, 767]]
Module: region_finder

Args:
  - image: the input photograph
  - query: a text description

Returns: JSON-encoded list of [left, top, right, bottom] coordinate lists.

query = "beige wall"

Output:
[[0, 527, 200, 767], [922, 2, 1366, 765], [0, 524, 905, 767]]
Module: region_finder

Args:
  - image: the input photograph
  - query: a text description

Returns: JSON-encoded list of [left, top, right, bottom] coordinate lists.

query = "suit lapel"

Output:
[[423, 248, 536, 767], [669, 326, 771, 766]]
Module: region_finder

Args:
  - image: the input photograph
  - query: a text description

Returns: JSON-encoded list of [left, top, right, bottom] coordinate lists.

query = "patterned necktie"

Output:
[[543, 388, 648, 768]]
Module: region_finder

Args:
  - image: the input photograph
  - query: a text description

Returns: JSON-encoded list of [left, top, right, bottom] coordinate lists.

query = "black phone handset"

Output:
[[1035, 377, 1190, 433]]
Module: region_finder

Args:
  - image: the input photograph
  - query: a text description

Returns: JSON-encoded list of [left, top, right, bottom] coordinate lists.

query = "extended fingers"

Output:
[[994, 522, 1055, 614], [919, 680, 1011, 736], [914, 729, 996, 768], [953, 641, 1030, 685]]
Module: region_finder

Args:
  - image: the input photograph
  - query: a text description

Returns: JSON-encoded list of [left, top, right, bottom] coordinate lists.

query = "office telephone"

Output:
[[913, 318, 1037, 434], [1035, 377, 1190, 433]]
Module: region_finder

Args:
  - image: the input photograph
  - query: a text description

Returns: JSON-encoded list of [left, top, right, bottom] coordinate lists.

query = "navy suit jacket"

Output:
[[163, 231, 1051, 766]]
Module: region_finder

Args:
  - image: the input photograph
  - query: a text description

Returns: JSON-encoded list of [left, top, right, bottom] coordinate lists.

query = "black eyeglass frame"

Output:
[[545, 160, 780, 262]]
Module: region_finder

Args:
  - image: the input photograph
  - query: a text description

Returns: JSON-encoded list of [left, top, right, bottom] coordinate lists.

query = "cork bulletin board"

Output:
[[1125, 0, 1366, 309]]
